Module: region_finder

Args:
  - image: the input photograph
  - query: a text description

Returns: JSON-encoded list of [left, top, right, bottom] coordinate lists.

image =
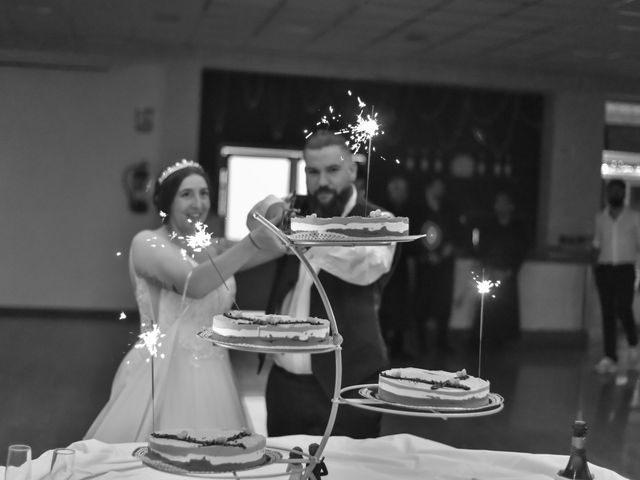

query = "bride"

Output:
[[85, 160, 282, 442]]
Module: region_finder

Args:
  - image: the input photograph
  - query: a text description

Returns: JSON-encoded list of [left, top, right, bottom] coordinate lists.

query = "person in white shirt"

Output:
[[248, 131, 396, 438], [592, 179, 640, 374]]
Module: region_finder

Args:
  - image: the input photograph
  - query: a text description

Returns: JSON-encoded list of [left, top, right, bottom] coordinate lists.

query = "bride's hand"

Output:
[[247, 195, 285, 231], [249, 224, 287, 252]]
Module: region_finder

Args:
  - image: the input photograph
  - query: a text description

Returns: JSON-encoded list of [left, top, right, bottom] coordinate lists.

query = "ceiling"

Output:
[[1, 0, 640, 85]]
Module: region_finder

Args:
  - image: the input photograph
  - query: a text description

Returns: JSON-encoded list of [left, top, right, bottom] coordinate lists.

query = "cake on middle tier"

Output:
[[211, 310, 331, 346], [378, 368, 490, 408]]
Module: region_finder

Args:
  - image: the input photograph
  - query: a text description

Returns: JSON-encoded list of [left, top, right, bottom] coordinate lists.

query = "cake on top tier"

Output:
[[289, 209, 408, 239], [378, 368, 490, 408], [211, 310, 330, 346], [147, 428, 266, 471]]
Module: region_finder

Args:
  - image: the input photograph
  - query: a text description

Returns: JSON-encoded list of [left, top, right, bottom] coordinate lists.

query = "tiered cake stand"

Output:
[[145, 212, 503, 479]]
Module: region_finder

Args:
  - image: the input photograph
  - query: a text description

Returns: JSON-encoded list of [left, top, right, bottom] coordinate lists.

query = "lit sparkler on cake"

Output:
[[136, 322, 166, 431], [303, 91, 384, 208], [473, 270, 500, 377]]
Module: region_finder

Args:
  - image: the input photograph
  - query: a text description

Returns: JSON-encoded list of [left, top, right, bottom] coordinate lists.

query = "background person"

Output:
[[471, 190, 528, 349], [592, 178, 640, 374], [412, 176, 461, 354], [379, 174, 416, 358]]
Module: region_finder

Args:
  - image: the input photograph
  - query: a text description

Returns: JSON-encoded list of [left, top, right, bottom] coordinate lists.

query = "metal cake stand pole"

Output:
[[253, 212, 342, 480]]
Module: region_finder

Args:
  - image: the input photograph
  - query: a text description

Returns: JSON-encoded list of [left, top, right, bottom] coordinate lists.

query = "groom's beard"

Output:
[[308, 185, 353, 217]]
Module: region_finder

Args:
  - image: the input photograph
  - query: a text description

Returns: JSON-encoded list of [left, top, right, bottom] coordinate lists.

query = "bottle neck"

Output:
[[571, 436, 586, 450]]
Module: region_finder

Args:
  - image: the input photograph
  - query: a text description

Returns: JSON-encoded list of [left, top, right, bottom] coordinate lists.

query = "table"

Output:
[[2, 434, 630, 480]]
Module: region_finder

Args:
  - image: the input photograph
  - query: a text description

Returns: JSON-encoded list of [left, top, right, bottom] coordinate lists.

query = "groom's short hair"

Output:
[[304, 130, 351, 157]]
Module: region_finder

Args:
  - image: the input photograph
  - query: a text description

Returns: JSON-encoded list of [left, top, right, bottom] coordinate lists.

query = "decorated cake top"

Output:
[[369, 209, 394, 218], [150, 429, 254, 449], [294, 208, 403, 223], [380, 368, 488, 391]]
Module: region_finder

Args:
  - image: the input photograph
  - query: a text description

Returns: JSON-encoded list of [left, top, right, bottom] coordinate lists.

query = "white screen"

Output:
[[296, 160, 307, 195], [225, 156, 291, 241]]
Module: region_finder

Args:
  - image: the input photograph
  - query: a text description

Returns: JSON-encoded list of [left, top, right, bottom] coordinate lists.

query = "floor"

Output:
[[0, 314, 638, 480], [232, 335, 640, 480]]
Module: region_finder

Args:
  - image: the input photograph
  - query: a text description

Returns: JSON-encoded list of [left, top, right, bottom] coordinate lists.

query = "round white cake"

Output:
[[289, 209, 409, 239], [147, 428, 266, 471], [211, 310, 331, 346], [378, 368, 490, 408]]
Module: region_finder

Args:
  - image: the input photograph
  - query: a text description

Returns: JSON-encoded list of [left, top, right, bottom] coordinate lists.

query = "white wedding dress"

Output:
[[85, 259, 249, 443]]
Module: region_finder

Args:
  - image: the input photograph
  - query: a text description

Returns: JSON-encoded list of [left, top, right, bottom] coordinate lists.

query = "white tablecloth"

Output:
[[3, 434, 630, 480]]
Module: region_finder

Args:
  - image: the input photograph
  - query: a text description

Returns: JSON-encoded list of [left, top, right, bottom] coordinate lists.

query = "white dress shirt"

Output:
[[593, 206, 640, 265], [274, 186, 396, 374]]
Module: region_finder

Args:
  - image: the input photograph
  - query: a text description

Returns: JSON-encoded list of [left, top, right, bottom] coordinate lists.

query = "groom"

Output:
[[257, 130, 396, 438]]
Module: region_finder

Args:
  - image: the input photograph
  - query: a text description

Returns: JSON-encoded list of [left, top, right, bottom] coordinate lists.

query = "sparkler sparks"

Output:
[[475, 277, 500, 295], [303, 91, 383, 155], [303, 91, 386, 212], [135, 324, 165, 360], [176, 221, 241, 311], [185, 221, 212, 252], [336, 95, 383, 154]]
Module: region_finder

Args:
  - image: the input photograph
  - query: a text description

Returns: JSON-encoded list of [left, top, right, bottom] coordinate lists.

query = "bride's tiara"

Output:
[[158, 159, 203, 184]]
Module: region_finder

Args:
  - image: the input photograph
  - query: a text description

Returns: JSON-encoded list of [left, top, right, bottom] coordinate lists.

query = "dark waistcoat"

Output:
[[267, 199, 393, 396]]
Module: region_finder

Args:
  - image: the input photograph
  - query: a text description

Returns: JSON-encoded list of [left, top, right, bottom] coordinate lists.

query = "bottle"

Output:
[[558, 420, 594, 480]]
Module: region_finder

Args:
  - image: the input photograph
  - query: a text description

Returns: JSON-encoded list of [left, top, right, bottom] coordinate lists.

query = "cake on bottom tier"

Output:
[[378, 368, 490, 408], [147, 429, 266, 471], [211, 310, 331, 346]]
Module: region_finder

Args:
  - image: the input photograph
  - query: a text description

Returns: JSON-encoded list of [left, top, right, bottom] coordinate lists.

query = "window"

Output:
[[219, 146, 305, 240]]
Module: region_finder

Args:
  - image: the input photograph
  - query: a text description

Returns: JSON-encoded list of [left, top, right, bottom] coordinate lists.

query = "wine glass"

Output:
[[5, 445, 31, 480], [48, 449, 75, 480]]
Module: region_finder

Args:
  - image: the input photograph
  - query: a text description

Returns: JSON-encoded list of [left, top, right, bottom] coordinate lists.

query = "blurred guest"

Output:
[[592, 179, 640, 374], [379, 174, 416, 358], [471, 190, 528, 348], [413, 176, 461, 354]]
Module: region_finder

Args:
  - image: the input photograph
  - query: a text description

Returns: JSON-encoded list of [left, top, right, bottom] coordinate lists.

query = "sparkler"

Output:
[[185, 221, 212, 252], [135, 323, 166, 430], [135, 324, 166, 360], [474, 270, 500, 377], [304, 91, 384, 211], [182, 221, 240, 311]]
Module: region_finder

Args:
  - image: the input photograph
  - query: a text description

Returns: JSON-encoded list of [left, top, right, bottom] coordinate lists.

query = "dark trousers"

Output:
[[594, 264, 639, 361], [415, 259, 454, 349], [266, 364, 381, 438]]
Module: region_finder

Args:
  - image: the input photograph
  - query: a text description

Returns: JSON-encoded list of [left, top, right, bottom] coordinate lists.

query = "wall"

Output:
[[0, 61, 202, 310], [0, 54, 635, 312], [538, 89, 606, 247]]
